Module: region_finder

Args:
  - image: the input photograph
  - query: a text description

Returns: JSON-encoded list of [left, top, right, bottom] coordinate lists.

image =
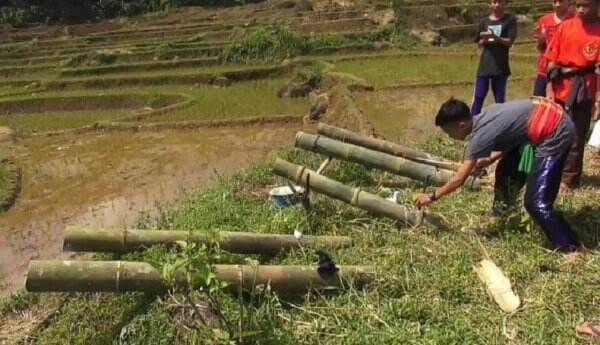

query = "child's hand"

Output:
[[480, 31, 493, 39], [532, 25, 545, 40]]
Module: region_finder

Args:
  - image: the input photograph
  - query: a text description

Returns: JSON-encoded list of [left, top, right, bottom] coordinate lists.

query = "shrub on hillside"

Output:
[[60, 51, 117, 68], [220, 26, 416, 63], [220, 27, 309, 63], [220, 27, 365, 63]]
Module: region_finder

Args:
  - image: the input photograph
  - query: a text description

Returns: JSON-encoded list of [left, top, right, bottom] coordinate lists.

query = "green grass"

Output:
[[136, 80, 309, 123], [0, 109, 134, 132], [0, 161, 10, 208], [333, 54, 537, 88], [0, 64, 289, 91], [0, 78, 306, 132], [0, 93, 187, 132], [46, 63, 271, 82], [31, 293, 150, 345], [28, 146, 599, 344], [510, 43, 539, 54]]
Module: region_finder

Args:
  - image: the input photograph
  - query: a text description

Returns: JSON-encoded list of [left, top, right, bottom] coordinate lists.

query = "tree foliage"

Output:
[[0, 0, 263, 26]]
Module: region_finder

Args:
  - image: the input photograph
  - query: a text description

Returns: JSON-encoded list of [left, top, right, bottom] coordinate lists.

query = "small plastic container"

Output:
[[588, 121, 600, 149], [269, 186, 305, 208]]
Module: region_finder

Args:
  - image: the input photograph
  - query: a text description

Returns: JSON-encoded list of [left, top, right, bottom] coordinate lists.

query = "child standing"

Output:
[[472, 0, 518, 116], [532, 0, 573, 96]]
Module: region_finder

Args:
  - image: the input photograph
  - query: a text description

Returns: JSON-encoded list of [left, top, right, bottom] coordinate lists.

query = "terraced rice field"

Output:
[[333, 53, 537, 88], [355, 78, 537, 144], [2, 1, 597, 344]]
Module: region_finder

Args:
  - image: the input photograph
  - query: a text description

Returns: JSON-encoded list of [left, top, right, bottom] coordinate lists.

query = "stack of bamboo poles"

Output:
[[273, 124, 468, 229], [25, 226, 374, 294]]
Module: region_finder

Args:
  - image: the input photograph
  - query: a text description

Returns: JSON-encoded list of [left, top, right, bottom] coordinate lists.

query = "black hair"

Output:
[[435, 97, 472, 127]]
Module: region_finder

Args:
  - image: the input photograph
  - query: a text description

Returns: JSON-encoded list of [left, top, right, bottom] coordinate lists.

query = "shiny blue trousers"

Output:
[[495, 149, 579, 252], [524, 153, 579, 252]]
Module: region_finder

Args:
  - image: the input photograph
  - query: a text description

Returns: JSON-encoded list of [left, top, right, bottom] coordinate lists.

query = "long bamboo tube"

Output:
[[318, 124, 461, 171], [273, 158, 449, 230], [26, 260, 374, 294], [296, 131, 466, 187], [62, 227, 352, 255]]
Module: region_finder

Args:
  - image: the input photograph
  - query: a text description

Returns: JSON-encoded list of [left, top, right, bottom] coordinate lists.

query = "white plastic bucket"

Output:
[[269, 186, 305, 208], [588, 121, 600, 149]]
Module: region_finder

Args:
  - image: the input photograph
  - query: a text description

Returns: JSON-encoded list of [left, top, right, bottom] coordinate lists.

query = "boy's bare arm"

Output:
[[435, 160, 477, 199], [532, 24, 546, 52], [413, 160, 477, 207]]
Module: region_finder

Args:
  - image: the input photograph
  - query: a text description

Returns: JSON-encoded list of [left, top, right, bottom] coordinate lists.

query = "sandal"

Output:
[[576, 321, 600, 338]]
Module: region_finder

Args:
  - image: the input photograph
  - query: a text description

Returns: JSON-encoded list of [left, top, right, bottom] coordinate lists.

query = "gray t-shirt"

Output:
[[465, 100, 575, 160]]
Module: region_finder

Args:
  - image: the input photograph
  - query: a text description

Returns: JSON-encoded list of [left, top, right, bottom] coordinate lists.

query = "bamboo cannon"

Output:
[[317, 124, 461, 171], [26, 260, 374, 294], [296, 131, 469, 187], [62, 227, 352, 255], [273, 158, 449, 230]]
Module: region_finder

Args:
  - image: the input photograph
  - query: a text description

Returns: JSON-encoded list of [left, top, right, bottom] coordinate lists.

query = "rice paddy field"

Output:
[[0, 1, 598, 344]]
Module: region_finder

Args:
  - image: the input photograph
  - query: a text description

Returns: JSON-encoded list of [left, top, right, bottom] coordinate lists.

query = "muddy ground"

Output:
[[0, 124, 302, 296]]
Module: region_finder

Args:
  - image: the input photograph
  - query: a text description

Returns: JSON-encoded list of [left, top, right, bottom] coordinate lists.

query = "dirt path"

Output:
[[0, 124, 301, 296]]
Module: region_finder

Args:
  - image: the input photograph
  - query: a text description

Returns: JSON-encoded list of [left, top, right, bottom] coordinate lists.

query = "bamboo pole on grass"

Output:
[[62, 227, 352, 255], [317, 124, 461, 171], [273, 158, 449, 230], [26, 260, 374, 294], [296, 132, 471, 187]]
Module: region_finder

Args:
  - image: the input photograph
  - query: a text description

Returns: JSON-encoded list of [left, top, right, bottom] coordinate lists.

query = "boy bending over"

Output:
[[413, 98, 579, 252]]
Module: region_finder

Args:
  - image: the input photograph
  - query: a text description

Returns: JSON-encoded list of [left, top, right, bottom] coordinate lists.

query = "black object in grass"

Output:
[[315, 250, 339, 277]]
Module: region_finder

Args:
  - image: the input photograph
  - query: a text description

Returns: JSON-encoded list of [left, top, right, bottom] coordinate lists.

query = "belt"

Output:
[[547, 66, 596, 110], [527, 97, 564, 145]]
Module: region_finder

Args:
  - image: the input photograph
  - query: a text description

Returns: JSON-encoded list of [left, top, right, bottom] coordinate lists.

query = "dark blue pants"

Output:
[[471, 75, 508, 116], [525, 153, 579, 252], [495, 149, 579, 252], [533, 74, 547, 97]]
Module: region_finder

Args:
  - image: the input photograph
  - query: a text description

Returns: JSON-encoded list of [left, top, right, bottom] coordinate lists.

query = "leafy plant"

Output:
[[160, 231, 235, 342], [292, 63, 329, 89]]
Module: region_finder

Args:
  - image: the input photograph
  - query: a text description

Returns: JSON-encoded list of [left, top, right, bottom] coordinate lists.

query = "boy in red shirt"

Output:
[[532, 0, 573, 96], [544, 0, 600, 189]]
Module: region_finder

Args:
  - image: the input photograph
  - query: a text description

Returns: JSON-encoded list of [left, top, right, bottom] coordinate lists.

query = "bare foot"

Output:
[[576, 321, 600, 338]]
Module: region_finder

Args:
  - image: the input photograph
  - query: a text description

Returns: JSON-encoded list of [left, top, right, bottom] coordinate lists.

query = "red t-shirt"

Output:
[[536, 13, 573, 76], [544, 15, 600, 103]]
